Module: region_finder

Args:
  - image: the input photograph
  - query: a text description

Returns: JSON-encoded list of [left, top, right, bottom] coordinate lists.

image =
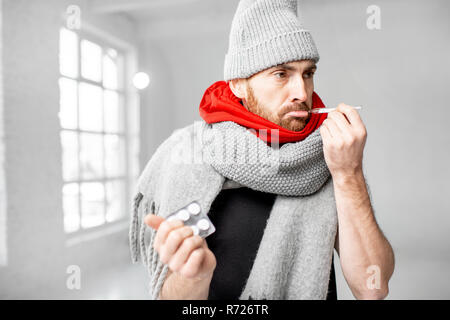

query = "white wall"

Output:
[[301, 0, 450, 299], [139, 31, 230, 163], [137, 0, 450, 299], [0, 0, 138, 298]]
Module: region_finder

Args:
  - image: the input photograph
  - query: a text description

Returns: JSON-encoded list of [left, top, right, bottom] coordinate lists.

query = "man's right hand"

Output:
[[145, 214, 217, 282]]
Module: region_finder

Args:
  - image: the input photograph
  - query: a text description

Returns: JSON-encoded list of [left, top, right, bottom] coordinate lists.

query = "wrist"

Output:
[[160, 270, 214, 300], [175, 270, 214, 285], [332, 168, 364, 186], [332, 168, 372, 217]]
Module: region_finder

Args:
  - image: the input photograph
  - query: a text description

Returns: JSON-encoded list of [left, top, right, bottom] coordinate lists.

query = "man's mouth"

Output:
[[285, 110, 309, 118]]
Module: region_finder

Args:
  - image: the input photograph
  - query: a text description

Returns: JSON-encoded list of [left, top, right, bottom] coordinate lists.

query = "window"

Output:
[[58, 27, 139, 235]]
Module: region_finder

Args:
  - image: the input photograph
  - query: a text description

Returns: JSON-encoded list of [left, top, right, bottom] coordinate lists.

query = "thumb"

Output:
[[144, 214, 165, 230]]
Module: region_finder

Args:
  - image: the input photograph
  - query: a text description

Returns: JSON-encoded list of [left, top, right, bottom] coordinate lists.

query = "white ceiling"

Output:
[[89, 0, 240, 22]]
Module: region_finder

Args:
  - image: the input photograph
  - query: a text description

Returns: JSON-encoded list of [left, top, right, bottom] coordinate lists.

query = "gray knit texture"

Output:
[[129, 120, 338, 300], [202, 121, 330, 196], [224, 0, 320, 81]]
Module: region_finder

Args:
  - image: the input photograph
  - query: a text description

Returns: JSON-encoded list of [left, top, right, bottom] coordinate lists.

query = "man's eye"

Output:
[[304, 71, 315, 79], [274, 72, 286, 78]]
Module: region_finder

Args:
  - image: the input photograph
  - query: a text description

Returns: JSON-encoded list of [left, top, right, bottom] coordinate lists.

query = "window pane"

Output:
[[59, 28, 78, 78], [79, 82, 102, 132], [80, 182, 105, 228], [81, 39, 102, 82], [80, 133, 103, 179], [116, 55, 124, 89], [103, 54, 118, 89], [58, 78, 78, 129], [104, 90, 122, 133], [63, 183, 80, 233], [104, 134, 125, 177], [105, 180, 125, 222], [61, 131, 79, 181]]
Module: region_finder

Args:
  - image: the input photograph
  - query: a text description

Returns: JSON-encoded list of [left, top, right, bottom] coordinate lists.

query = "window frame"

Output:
[[59, 22, 139, 245]]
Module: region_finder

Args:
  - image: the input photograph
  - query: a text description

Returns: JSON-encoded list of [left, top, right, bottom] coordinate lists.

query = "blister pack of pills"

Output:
[[166, 201, 216, 238]]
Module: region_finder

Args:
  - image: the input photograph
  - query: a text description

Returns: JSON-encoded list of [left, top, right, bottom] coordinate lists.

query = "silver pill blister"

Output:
[[165, 201, 215, 238]]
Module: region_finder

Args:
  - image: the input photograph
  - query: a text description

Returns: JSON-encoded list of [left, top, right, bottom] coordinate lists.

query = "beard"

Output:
[[245, 84, 311, 132]]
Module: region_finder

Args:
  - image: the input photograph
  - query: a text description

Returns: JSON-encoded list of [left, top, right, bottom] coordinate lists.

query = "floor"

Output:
[[51, 252, 450, 300], [60, 262, 150, 300]]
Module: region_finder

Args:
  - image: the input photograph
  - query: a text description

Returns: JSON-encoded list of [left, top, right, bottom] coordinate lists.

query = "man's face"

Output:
[[236, 60, 317, 132]]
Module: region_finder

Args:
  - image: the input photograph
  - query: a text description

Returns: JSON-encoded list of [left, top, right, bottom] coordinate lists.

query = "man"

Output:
[[130, 0, 395, 300]]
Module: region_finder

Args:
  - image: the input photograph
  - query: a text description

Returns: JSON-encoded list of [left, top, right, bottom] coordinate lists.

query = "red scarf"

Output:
[[199, 80, 328, 144]]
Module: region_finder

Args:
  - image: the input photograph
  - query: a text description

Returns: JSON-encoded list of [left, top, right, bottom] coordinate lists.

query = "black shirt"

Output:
[[207, 186, 337, 300]]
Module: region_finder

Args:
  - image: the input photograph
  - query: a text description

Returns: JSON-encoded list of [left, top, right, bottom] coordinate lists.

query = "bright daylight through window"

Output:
[[58, 27, 134, 234]]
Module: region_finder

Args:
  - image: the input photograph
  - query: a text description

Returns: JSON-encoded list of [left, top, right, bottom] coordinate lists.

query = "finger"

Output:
[[168, 235, 203, 271], [322, 117, 342, 139], [327, 111, 354, 141], [160, 226, 194, 264], [180, 248, 205, 279], [320, 122, 332, 143], [144, 214, 164, 230], [336, 103, 364, 129], [154, 219, 184, 250]]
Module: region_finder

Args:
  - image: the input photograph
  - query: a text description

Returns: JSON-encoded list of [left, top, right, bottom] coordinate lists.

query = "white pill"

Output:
[[166, 216, 177, 222], [190, 225, 199, 236], [197, 219, 210, 231], [187, 202, 201, 215], [176, 209, 190, 221]]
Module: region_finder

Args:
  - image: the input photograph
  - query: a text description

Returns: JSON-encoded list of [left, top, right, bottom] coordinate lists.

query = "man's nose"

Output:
[[289, 75, 307, 102]]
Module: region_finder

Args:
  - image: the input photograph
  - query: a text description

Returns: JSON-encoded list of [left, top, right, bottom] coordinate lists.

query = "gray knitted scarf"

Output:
[[130, 120, 338, 300]]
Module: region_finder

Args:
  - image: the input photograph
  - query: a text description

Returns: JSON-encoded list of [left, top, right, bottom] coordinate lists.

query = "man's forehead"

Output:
[[268, 60, 317, 71], [245, 60, 317, 80]]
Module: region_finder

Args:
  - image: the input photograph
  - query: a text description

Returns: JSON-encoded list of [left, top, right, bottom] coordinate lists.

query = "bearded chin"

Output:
[[280, 117, 308, 132]]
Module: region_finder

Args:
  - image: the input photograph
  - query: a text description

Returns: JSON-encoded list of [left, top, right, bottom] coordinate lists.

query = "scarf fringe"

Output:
[[129, 191, 170, 299], [130, 192, 143, 263]]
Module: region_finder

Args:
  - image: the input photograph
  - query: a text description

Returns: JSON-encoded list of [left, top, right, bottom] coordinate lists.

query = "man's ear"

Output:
[[228, 79, 247, 99]]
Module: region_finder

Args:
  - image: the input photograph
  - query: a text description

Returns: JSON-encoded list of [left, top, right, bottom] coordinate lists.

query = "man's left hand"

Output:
[[319, 103, 367, 179]]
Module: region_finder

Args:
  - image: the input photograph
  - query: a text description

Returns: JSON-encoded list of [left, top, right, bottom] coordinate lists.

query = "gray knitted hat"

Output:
[[224, 0, 320, 81]]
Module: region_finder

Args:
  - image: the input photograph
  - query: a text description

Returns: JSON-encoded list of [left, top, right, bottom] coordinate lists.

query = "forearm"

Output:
[[333, 170, 395, 299], [158, 270, 213, 300]]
